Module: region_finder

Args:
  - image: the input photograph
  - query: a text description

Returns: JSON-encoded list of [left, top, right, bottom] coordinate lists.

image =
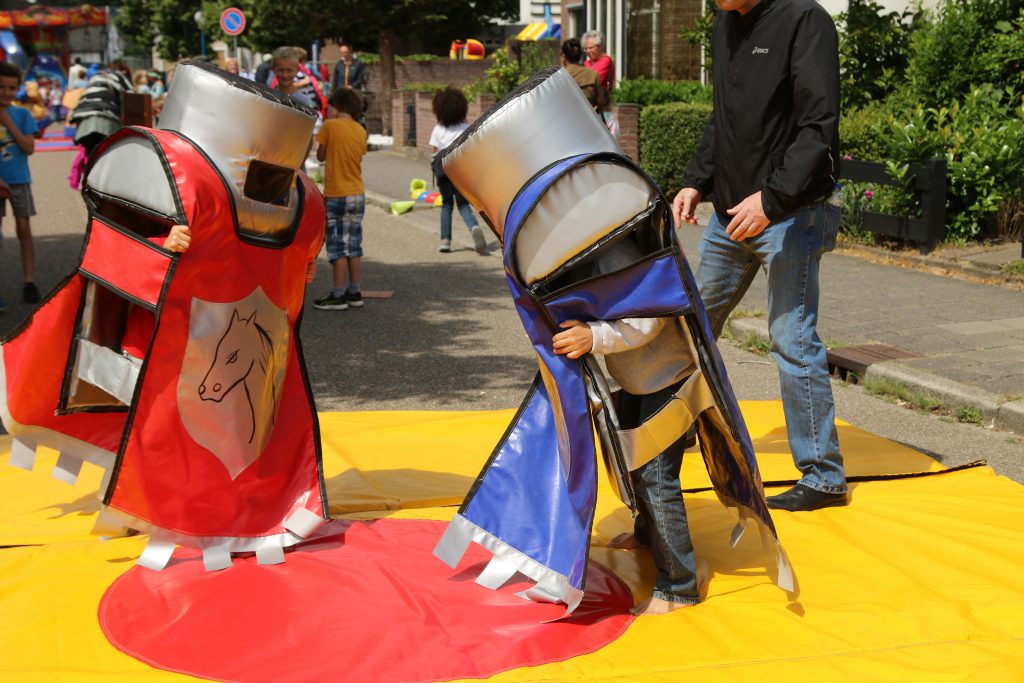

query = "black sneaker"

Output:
[[345, 290, 364, 308], [22, 282, 40, 304], [312, 292, 348, 310]]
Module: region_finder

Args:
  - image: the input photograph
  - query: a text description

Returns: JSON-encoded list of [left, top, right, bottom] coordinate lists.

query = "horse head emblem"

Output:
[[178, 288, 289, 479], [199, 309, 276, 443]]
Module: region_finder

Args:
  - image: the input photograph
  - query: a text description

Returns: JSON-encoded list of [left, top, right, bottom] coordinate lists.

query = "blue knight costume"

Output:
[[433, 67, 794, 611]]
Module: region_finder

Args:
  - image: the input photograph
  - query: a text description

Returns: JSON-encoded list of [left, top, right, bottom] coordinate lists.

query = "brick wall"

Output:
[[402, 92, 500, 156], [391, 91, 416, 147], [614, 104, 640, 162]]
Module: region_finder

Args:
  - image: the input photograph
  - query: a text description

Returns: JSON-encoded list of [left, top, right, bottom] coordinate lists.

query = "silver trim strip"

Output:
[[433, 514, 585, 614], [52, 451, 84, 485]]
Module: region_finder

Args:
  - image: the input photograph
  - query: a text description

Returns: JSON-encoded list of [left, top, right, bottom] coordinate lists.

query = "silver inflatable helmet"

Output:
[[156, 60, 318, 239]]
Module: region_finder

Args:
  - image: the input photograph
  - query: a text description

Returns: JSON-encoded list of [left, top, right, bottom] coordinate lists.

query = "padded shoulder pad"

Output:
[[85, 136, 180, 219]]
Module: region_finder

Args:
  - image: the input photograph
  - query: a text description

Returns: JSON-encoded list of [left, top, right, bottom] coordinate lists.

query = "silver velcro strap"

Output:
[[9, 439, 36, 471], [137, 538, 176, 571], [433, 518, 472, 569], [256, 546, 285, 565], [284, 507, 325, 538], [730, 512, 747, 548], [616, 370, 716, 471], [52, 451, 84, 485], [92, 508, 129, 538], [775, 546, 796, 593], [475, 555, 518, 590], [75, 339, 142, 405], [203, 546, 233, 572]]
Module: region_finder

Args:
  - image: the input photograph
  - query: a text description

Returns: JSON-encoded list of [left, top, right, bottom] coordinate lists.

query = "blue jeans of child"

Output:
[[437, 176, 479, 241], [697, 202, 847, 494], [621, 383, 700, 605]]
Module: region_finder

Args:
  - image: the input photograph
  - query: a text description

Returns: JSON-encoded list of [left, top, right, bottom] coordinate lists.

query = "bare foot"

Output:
[[631, 596, 695, 616], [608, 532, 644, 550]]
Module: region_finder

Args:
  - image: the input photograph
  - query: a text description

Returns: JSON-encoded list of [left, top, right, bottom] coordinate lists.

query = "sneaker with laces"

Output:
[[438, 239, 451, 253], [345, 290, 364, 308], [22, 282, 40, 304], [470, 226, 488, 255], [312, 292, 349, 310]]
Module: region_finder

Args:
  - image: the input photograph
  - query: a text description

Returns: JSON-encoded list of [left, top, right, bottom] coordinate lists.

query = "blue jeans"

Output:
[[697, 202, 847, 494], [621, 383, 700, 605], [437, 176, 479, 241]]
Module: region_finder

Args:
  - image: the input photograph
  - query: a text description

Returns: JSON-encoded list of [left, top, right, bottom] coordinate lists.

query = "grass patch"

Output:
[[732, 308, 766, 319], [862, 376, 946, 412], [1001, 259, 1024, 276], [955, 406, 983, 425], [737, 332, 771, 357], [1008, 436, 1022, 445]]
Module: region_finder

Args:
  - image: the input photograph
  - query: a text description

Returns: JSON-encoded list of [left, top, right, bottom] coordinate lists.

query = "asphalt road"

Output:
[[6, 149, 1021, 485]]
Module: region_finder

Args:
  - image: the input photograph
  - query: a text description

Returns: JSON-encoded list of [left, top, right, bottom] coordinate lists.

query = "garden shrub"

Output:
[[837, 0, 922, 110], [906, 0, 1024, 109], [639, 102, 712, 195], [615, 77, 712, 107]]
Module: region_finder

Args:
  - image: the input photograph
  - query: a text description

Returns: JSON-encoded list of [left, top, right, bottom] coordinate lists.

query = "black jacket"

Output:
[[333, 58, 368, 91], [682, 0, 840, 220]]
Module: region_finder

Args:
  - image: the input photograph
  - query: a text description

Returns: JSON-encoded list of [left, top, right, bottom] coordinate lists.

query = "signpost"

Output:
[[219, 7, 246, 66]]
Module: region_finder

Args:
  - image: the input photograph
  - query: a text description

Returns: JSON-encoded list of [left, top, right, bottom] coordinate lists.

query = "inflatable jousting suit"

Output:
[[0, 61, 328, 570], [433, 67, 794, 612]]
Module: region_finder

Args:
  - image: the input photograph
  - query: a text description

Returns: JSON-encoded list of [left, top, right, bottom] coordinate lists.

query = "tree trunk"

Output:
[[379, 29, 396, 135]]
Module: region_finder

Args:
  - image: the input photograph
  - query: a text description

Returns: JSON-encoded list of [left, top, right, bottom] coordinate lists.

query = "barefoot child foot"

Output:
[[631, 596, 696, 616], [608, 532, 644, 550]]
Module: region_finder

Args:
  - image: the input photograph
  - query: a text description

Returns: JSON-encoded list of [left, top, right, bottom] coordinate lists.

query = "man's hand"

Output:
[[725, 191, 770, 241], [165, 224, 192, 253], [672, 187, 703, 227], [552, 320, 593, 360]]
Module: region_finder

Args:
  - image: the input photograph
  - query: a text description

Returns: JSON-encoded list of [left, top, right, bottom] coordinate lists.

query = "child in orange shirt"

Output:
[[312, 87, 367, 311]]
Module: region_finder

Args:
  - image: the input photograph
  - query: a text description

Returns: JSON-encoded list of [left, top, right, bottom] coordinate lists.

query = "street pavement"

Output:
[[3, 148, 1021, 485]]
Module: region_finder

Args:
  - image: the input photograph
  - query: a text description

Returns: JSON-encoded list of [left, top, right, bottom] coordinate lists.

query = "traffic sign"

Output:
[[220, 7, 246, 36]]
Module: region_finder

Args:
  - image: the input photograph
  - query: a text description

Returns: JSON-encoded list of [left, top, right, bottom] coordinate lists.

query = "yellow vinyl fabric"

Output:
[[1, 402, 1023, 681]]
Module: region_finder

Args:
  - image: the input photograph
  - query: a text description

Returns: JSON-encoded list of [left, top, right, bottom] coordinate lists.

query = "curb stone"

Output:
[[725, 316, 1020, 435]]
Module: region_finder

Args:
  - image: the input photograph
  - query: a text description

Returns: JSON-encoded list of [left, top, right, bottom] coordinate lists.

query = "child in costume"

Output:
[[428, 87, 487, 255], [312, 87, 367, 311], [552, 238, 702, 615], [0, 62, 40, 307]]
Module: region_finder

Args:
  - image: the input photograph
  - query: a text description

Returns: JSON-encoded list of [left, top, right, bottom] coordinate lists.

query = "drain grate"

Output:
[[827, 344, 921, 382]]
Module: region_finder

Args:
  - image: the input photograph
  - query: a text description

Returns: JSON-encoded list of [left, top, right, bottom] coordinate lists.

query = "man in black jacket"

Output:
[[332, 44, 367, 92], [673, 0, 849, 512]]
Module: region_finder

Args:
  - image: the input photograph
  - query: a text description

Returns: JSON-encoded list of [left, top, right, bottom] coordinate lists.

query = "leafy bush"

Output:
[[837, 0, 922, 110], [465, 41, 557, 99], [843, 85, 1024, 242], [906, 0, 1024, 109], [401, 82, 447, 92], [639, 102, 713, 195], [615, 77, 712, 107]]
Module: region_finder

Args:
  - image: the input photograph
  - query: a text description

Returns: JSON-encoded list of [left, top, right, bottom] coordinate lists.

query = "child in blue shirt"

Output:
[[0, 62, 39, 308]]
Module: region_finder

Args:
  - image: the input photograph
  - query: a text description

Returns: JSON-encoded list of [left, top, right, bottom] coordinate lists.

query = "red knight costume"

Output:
[[0, 61, 328, 570]]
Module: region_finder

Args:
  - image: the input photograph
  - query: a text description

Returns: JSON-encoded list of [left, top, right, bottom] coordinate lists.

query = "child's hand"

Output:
[[552, 320, 593, 359], [165, 224, 192, 253]]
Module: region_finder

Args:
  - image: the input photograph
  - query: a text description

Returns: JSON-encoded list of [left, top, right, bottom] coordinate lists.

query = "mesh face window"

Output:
[[243, 160, 295, 206]]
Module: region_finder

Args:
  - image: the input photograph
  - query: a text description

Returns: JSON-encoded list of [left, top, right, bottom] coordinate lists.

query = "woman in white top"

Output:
[[429, 87, 488, 255]]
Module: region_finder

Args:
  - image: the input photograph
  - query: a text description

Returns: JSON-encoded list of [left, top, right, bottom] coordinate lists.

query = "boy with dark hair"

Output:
[[0, 61, 39, 307], [312, 87, 367, 310]]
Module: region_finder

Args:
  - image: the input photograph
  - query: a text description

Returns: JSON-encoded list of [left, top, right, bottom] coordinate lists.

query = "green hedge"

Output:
[[639, 102, 713, 195], [616, 77, 712, 108]]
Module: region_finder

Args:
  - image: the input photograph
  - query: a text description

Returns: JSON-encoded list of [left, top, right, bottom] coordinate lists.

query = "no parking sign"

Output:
[[220, 7, 246, 36]]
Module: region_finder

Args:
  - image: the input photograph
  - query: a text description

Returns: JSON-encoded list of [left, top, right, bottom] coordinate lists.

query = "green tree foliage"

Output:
[[836, 0, 922, 110], [638, 102, 712, 195], [115, 0, 205, 62], [906, 0, 1024, 109]]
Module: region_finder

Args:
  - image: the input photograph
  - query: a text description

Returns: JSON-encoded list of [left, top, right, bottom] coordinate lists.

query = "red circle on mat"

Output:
[[100, 519, 634, 683]]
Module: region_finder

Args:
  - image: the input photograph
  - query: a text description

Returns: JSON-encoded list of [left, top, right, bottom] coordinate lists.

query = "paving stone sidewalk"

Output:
[[363, 150, 1024, 434]]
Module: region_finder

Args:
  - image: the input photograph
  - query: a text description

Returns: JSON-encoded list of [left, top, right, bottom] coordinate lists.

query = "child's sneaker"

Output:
[[22, 282, 40, 304], [345, 290, 364, 308], [312, 292, 349, 310], [438, 239, 451, 253], [470, 226, 488, 255]]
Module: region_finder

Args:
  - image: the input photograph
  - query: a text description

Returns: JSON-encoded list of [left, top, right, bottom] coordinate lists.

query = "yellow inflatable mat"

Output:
[[1, 402, 1021, 681]]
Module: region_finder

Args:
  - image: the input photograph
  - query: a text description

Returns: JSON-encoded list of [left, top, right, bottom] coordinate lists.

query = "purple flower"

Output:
[[864, 190, 874, 200], [843, 154, 853, 160]]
